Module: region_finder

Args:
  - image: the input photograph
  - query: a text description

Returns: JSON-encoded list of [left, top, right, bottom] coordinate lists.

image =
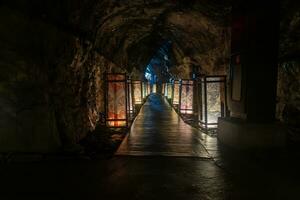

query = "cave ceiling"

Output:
[[3, 0, 299, 73], [93, 0, 231, 72], [5, 0, 231, 72]]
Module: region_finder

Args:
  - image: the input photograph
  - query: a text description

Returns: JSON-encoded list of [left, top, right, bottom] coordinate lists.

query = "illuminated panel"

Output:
[[198, 76, 226, 129], [152, 84, 157, 93], [162, 83, 165, 95], [132, 80, 142, 104], [127, 79, 134, 114], [164, 83, 168, 97], [207, 78, 221, 126], [180, 80, 194, 114], [173, 80, 180, 105], [201, 77, 205, 123], [147, 83, 150, 96], [167, 83, 173, 99], [142, 82, 147, 99], [106, 74, 127, 127], [144, 82, 148, 96]]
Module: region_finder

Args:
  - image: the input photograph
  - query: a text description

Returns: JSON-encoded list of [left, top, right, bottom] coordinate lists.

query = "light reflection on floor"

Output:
[[116, 94, 215, 157]]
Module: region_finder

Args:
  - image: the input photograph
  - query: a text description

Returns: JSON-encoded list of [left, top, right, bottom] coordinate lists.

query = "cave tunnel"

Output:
[[144, 40, 173, 92], [0, 0, 300, 199]]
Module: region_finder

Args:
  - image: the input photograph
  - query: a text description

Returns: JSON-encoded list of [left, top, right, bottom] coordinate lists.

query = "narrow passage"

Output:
[[116, 94, 210, 157]]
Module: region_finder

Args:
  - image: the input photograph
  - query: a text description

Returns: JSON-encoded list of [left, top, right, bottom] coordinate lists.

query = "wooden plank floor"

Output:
[[116, 94, 210, 158]]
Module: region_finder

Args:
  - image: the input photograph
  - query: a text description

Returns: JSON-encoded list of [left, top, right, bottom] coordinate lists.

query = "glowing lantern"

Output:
[[197, 75, 227, 129], [142, 82, 147, 99], [132, 80, 142, 104], [147, 83, 151, 96], [167, 82, 173, 100], [164, 83, 168, 97], [144, 82, 147, 95], [152, 84, 157, 93], [173, 80, 180, 106], [127, 79, 134, 114], [180, 80, 194, 114], [105, 73, 127, 127]]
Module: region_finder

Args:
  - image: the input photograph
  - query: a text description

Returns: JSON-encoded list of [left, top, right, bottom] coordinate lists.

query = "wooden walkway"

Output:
[[116, 94, 210, 158]]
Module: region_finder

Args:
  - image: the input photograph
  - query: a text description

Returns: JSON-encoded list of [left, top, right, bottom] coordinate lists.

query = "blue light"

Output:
[[143, 40, 173, 84]]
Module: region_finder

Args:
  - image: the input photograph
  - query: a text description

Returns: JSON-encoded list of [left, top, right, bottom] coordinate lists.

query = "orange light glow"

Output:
[[147, 83, 151, 96], [106, 74, 127, 127]]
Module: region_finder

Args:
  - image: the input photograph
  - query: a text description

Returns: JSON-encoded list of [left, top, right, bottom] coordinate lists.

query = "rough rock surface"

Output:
[[277, 61, 300, 144], [277, 0, 300, 143]]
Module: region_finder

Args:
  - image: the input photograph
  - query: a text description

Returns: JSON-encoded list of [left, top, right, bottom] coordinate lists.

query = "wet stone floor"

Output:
[[0, 94, 300, 199], [116, 94, 211, 157]]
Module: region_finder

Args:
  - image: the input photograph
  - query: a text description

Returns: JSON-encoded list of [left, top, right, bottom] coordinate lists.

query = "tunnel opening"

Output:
[[144, 40, 173, 94]]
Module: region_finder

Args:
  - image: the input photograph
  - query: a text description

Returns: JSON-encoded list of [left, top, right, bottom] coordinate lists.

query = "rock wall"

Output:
[[53, 40, 125, 145], [0, 5, 125, 152], [0, 6, 64, 152], [277, 61, 300, 144], [167, 11, 231, 78], [277, 0, 300, 144]]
